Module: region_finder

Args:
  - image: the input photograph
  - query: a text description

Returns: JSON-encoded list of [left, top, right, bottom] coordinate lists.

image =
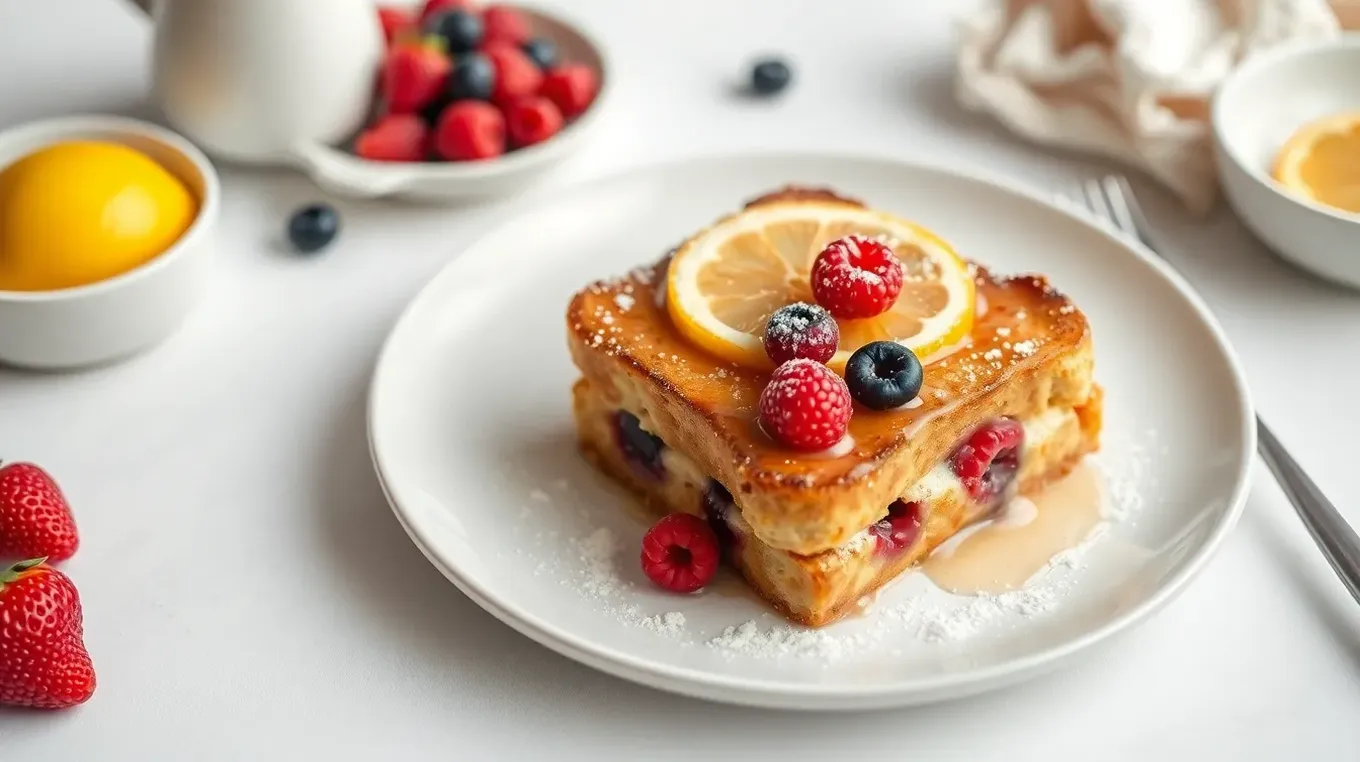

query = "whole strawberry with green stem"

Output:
[[0, 461, 79, 563], [0, 558, 96, 709]]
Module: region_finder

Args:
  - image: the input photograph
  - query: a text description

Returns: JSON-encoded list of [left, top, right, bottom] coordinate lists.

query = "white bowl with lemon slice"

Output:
[[0, 116, 218, 370], [1213, 37, 1360, 289]]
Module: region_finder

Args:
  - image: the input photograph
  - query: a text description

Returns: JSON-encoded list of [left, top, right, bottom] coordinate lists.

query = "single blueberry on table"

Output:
[[447, 52, 496, 101], [287, 204, 340, 254], [845, 341, 924, 410], [522, 38, 560, 70], [750, 58, 792, 95]]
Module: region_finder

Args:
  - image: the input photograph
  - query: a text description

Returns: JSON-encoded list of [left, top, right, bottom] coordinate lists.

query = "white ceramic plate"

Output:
[[368, 154, 1254, 710]]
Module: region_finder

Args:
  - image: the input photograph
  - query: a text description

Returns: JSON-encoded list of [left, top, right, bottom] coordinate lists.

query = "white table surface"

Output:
[[4, 1, 1360, 759]]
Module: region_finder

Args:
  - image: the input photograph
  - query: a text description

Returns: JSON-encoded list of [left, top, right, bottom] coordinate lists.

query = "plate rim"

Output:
[[366, 150, 1257, 709]]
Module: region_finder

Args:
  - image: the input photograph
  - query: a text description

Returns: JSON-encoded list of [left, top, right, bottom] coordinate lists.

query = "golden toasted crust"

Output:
[[566, 188, 1097, 555]]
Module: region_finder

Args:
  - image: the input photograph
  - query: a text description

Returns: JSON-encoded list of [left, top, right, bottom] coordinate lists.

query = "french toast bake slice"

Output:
[[573, 377, 1101, 626], [565, 187, 1102, 626], [567, 192, 1096, 556]]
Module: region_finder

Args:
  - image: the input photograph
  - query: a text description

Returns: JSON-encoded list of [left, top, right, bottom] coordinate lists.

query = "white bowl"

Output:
[[291, 6, 610, 203], [1213, 37, 1360, 288], [0, 116, 218, 371]]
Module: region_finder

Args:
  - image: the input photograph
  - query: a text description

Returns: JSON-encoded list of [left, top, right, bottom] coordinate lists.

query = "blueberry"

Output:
[[763, 302, 838, 365], [613, 411, 665, 480], [845, 341, 923, 410], [522, 38, 559, 70], [287, 204, 340, 254], [750, 58, 792, 96], [447, 52, 496, 101], [702, 480, 738, 554], [426, 10, 483, 53]]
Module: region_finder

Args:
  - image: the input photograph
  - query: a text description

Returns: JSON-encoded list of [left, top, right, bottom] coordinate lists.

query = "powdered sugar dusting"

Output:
[[640, 612, 687, 635], [573, 527, 622, 600], [915, 587, 1058, 642], [513, 419, 1155, 661]]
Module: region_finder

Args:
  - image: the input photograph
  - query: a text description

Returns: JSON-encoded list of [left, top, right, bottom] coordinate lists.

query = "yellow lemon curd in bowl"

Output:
[[0, 140, 199, 292]]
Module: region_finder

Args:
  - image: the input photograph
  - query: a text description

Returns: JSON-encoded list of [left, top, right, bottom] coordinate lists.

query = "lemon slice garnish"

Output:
[[666, 198, 975, 371], [1273, 111, 1360, 214]]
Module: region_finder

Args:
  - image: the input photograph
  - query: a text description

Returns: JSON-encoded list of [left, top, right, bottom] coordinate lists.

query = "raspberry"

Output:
[[355, 114, 430, 162], [419, 0, 475, 24], [950, 418, 1025, 502], [540, 63, 598, 119], [481, 5, 532, 46], [758, 359, 853, 451], [484, 43, 543, 107], [762, 302, 838, 365], [640, 513, 721, 593], [433, 101, 506, 161], [868, 500, 923, 556], [810, 235, 904, 319], [505, 96, 564, 148]]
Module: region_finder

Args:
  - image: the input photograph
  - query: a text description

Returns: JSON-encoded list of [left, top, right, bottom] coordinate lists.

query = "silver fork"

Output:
[[1067, 176, 1360, 605]]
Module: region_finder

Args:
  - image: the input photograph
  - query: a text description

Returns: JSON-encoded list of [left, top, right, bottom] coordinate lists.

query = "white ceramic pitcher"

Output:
[[128, 0, 383, 165]]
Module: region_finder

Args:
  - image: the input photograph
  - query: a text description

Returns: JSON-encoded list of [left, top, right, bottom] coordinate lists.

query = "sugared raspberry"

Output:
[[758, 359, 853, 451], [763, 302, 839, 365], [869, 500, 923, 556], [434, 100, 505, 160], [540, 63, 598, 119], [950, 418, 1025, 502], [640, 513, 721, 593], [810, 235, 904, 319], [505, 96, 564, 147]]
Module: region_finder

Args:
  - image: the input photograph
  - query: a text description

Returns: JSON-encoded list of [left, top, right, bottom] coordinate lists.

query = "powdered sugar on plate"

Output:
[[517, 426, 1152, 662]]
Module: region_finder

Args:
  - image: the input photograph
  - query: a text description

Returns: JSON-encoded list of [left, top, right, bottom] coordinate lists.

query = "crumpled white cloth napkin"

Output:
[[956, 0, 1360, 214]]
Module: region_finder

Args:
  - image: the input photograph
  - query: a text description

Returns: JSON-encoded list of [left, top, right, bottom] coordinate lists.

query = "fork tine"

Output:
[[1099, 176, 1139, 238], [1057, 182, 1086, 214], [1082, 179, 1113, 228], [1111, 176, 1156, 248]]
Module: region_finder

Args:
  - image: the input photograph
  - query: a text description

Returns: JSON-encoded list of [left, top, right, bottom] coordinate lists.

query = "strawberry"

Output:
[[0, 558, 95, 710], [377, 6, 415, 45], [483, 43, 542, 107], [420, 0, 475, 23], [481, 5, 531, 46], [381, 38, 451, 113], [0, 462, 78, 563], [355, 114, 431, 162]]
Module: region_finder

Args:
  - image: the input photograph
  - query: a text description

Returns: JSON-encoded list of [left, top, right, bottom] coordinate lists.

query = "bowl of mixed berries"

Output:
[[292, 0, 607, 202]]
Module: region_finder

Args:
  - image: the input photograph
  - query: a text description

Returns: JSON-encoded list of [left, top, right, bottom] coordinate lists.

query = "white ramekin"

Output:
[[0, 115, 219, 370]]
